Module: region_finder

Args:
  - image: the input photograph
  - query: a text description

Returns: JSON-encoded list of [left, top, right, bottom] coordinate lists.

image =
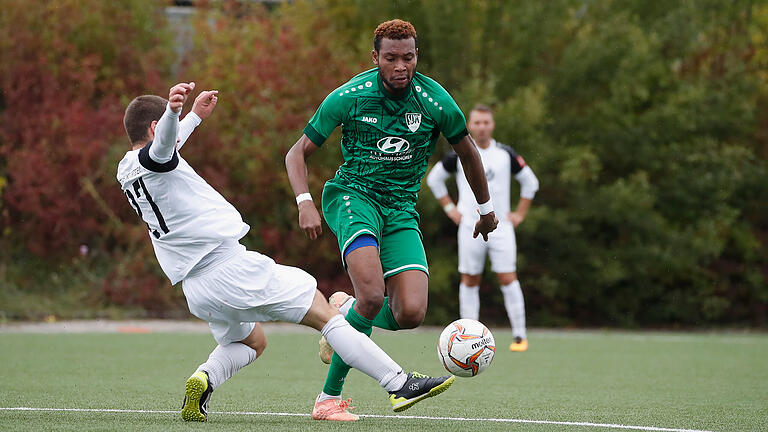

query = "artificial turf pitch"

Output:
[[0, 328, 766, 431]]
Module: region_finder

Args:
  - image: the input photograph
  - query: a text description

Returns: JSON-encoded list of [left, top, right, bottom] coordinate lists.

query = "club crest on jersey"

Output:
[[405, 113, 422, 132], [376, 136, 410, 153], [485, 168, 495, 181]]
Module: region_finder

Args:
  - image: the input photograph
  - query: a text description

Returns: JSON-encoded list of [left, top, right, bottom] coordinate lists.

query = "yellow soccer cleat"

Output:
[[181, 371, 212, 422], [509, 337, 528, 352], [319, 291, 354, 364], [388, 372, 455, 412], [311, 395, 359, 421]]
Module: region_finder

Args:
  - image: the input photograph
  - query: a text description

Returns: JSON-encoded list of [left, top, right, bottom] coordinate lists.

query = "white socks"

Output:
[[321, 314, 407, 392], [317, 391, 341, 402], [459, 283, 480, 320], [338, 297, 354, 316], [460, 281, 527, 339], [196, 342, 259, 390], [501, 280, 526, 339]]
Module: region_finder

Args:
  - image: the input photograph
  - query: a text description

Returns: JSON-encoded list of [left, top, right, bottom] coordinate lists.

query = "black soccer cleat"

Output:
[[388, 371, 455, 412], [181, 370, 213, 422]]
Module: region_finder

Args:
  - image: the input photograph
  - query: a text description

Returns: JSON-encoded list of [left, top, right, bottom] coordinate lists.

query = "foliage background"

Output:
[[0, 0, 766, 327]]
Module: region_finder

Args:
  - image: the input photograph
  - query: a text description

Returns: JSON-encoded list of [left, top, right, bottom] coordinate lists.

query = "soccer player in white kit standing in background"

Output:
[[427, 104, 539, 352], [117, 81, 453, 423]]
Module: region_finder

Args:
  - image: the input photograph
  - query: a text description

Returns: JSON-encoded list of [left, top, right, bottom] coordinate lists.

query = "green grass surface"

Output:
[[1, 329, 766, 431]]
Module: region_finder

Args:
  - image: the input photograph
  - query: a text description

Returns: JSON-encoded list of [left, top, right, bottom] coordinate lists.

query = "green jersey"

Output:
[[304, 68, 468, 211]]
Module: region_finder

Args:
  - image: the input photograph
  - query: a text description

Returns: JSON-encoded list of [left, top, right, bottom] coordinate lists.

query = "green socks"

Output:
[[371, 297, 402, 331]]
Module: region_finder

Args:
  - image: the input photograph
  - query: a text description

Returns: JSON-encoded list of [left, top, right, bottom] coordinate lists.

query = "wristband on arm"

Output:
[[478, 199, 494, 216], [295, 193, 312, 205], [443, 202, 456, 213]]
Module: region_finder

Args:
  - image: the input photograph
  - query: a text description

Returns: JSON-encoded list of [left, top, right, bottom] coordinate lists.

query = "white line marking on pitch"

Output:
[[0, 407, 712, 432]]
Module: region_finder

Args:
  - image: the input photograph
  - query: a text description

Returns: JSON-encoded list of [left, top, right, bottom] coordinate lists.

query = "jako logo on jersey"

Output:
[[376, 136, 410, 153], [362, 116, 378, 124], [405, 113, 422, 132]]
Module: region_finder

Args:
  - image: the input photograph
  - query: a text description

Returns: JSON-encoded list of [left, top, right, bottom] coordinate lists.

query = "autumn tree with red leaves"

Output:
[[0, 0, 172, 255], [0, 0, 179, 314]]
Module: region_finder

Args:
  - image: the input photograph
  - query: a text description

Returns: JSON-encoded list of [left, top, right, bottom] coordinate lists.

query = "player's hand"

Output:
[[298, 201, 323, 240], [447, 208, 462, 226], [473, 212, 498, 241], [169, 82, 195, 113], [192, 90, 218, 119], [508, 211, 524, 228]]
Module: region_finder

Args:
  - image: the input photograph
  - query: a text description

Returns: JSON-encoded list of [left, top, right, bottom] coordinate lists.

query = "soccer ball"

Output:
[[437, 319, 495, 377]]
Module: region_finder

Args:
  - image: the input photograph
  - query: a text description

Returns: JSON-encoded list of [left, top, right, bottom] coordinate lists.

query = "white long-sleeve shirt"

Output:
[[117, 104, 248, 284], [148, 104, 202, 163], [426, 139, 539, 226]]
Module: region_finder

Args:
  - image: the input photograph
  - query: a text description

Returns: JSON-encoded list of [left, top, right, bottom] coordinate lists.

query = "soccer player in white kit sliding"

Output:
[[117, 82, 454, 422], [427, 104, 539, 352]]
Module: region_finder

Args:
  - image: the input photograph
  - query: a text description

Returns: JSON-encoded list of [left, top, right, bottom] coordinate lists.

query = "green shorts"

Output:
[[322, 182, 428, 278]]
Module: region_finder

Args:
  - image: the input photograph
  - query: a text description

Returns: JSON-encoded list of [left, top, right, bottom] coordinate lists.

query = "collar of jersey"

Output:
[[376, 71, 412, 101], [477, 138, 496, 152]]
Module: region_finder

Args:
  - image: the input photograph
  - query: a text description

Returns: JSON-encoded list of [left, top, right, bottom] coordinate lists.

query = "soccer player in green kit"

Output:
[[286, 19, 498, 421]]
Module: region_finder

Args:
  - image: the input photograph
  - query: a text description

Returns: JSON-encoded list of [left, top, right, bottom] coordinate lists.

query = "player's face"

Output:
[[373, 37, 418, 94], [467, 111, 495, 142]]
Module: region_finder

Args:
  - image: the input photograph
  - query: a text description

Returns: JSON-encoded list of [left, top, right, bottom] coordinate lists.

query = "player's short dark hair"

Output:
[[471, 104, 493, 115], [373, 19, 418, 52], [123, 95, 167, 145]]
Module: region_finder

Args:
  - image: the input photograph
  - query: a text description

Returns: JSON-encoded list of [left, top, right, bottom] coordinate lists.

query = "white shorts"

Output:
[[457, 221, 517, 275], [181, 248, 317, 345]]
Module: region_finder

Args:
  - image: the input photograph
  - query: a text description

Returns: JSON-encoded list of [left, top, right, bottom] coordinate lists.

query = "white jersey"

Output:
[[426, 139, 539, 226], [117, 105, 249, 284]]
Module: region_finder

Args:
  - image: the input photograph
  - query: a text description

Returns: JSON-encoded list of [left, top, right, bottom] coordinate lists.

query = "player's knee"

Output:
[[355, 294, 385, 319], [241, 337, 266, 357], [394, 303, 426, 329], [497, 272, 518, 286], [252, 337, 267, 357], [462, 274, 482, 286], [241, 327, 268, 356]]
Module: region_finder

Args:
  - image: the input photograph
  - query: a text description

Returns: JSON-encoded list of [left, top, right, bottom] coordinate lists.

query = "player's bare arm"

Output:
[[426, 161, 462, 225], [438, 195, 462, 225], [509, 197, 532, 228], [285, 134, 323, 240], [509, 163, 539, 228], [452, 135, 498, 240]]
